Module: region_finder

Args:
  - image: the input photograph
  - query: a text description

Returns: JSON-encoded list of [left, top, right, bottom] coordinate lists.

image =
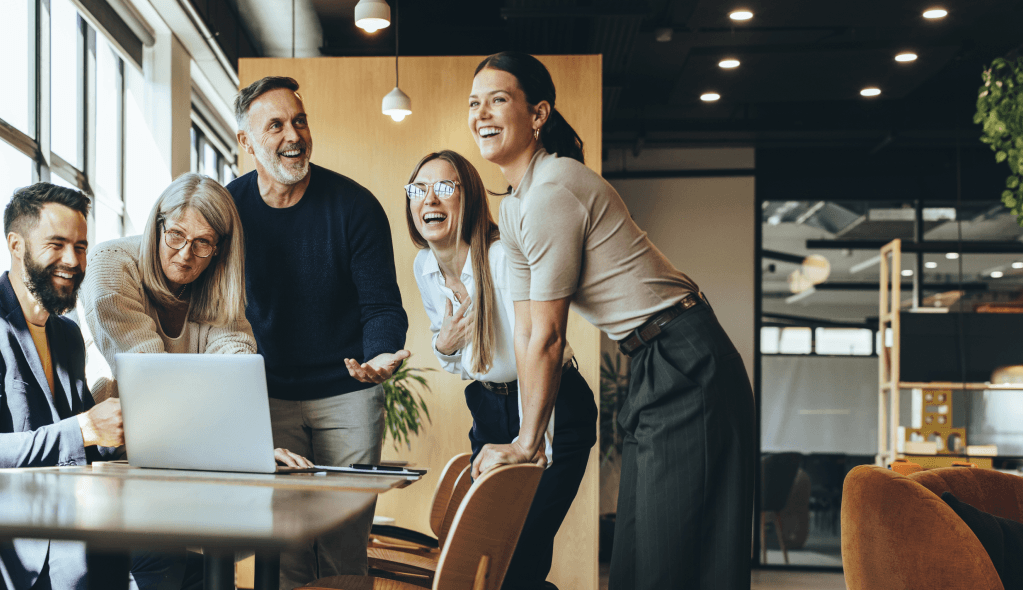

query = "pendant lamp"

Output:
[[355, 0, 390, 33], [381, 0, 410, 122]]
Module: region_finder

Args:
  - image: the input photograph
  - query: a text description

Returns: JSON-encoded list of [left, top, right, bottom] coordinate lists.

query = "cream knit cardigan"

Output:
[[79, 235, 257, 401]]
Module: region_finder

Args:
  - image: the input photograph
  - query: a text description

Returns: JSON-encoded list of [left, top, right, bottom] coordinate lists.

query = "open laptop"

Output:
[[115, 353, 278, 474]]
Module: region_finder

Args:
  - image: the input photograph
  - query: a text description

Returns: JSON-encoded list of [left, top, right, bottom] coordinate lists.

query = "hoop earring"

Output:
[[533, 128, 540, 141]]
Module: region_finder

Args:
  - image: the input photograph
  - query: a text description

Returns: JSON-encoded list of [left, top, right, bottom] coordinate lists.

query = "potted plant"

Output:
[[975, 56, 1023, 224], [382, 357, 434, 451]]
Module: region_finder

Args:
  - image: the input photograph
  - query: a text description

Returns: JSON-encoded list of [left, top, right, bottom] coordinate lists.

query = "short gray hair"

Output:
[[234, 76, 300, 130], [139, 173, 247, 327]]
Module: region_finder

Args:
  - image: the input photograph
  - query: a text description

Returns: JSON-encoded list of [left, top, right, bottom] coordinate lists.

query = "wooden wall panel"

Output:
[[238, 55, 601, 590]]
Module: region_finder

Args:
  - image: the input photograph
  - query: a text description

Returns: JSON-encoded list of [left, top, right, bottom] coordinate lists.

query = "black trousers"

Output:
[[465, 365, 597, 590], [609, 304, 755, 590]]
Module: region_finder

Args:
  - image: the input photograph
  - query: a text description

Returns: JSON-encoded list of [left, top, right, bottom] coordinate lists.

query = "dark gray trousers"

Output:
[[609, 304, 755, 590]]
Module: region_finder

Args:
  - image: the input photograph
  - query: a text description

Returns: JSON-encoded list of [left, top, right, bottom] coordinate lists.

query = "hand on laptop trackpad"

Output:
[[274, 448, 315, 469]]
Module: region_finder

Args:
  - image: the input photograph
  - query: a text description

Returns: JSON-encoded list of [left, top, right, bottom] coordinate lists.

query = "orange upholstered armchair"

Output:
[[841, 465, 1023, 590]]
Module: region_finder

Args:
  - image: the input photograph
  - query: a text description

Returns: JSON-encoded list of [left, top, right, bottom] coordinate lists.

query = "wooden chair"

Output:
[[367, 466, 473, 578], [303, 464, 544, 590], [370, 453, 472, 553]]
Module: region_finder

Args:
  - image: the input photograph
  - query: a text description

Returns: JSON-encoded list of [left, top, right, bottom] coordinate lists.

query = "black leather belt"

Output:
[[618, 293, 706, 357], [480, 357, 578, 395]]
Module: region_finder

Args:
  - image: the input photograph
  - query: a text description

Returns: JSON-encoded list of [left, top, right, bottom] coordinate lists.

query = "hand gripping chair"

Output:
[[303, 464, 544, 590]]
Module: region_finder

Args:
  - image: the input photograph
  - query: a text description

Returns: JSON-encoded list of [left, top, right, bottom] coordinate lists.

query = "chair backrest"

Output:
[[761, 452, 802, 512], [429, 453, 473, 537], [437, 466, 473, 545], [910, 466, 1023, 523], [432, 464, 543, 590]]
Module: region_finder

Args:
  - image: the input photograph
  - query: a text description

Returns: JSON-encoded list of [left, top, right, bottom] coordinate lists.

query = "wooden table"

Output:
[[0, 464, 419, 590]]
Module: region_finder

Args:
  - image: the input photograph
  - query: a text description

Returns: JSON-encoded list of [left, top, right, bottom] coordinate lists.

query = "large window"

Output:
[[0, 0, 137, 272], [191, 121, 237, 186]]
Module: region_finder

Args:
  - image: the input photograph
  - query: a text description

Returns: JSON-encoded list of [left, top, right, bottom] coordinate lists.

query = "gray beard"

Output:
[[253, 141, 310, 185]]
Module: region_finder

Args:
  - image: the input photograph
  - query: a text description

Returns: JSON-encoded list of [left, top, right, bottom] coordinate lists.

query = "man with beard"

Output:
[[0, 184, 189, 589], [228, 76, 409, 588]]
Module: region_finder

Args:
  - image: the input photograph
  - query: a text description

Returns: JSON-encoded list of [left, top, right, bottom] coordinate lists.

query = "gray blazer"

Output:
[[0, 270, 116, 589]]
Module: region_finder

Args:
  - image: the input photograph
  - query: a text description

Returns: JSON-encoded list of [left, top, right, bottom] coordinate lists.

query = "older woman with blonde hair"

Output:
[[80, 172, 311, 468]]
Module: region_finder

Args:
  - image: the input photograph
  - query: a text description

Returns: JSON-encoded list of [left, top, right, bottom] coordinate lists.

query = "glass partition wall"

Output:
[[758, 198, 1023, 568]]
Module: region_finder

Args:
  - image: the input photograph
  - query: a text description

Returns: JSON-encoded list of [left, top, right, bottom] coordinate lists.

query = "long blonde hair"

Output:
[[138, 173, 247, 326], [406, 151, 499, 375]]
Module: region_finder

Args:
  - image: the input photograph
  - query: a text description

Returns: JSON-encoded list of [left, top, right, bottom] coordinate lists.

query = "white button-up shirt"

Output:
[[413, 241, 566, 464]]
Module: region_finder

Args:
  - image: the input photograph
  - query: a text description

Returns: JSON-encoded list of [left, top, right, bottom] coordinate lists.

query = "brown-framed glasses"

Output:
[[162, 226, 217, 258]]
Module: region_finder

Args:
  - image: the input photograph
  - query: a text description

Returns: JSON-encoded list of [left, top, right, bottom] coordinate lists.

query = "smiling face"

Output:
[[468, 68, 544, 168], [409, 159, 464, 249], [241, 88, 313, 186], [159, 207, 219, 292], [15, 203, 88, 316]]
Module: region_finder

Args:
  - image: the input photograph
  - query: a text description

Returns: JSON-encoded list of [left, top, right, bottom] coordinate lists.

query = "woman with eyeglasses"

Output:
[[404, 150, 596, 590], [79, 172, 312, 469], [467, 52, 755, 590]]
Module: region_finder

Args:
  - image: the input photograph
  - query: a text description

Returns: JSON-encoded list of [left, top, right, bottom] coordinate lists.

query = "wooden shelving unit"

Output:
[[877, 239, 1005, 467]]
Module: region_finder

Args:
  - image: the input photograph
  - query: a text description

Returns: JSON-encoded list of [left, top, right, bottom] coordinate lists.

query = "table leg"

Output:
[[86, 549, 130, 590], [254, 551, 280, 590], [203, 550, 236, 590]]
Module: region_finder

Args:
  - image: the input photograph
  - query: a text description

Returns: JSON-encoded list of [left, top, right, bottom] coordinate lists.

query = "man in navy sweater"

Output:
[[228, 76, 409, 588]]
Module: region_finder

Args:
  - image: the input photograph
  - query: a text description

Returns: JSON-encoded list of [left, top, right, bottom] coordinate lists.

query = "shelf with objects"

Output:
[[877, 238, 1023, 469]]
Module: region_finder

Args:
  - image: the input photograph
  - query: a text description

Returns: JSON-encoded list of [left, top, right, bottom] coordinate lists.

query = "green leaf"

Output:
[[997, 151, 1008, 163]]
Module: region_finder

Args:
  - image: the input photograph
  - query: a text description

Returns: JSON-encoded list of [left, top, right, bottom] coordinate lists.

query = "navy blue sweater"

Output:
[[228, 165, 408, 400]]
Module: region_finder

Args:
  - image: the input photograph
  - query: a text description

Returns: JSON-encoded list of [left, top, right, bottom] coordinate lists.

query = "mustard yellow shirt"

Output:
[[26, 321, 55, 397]]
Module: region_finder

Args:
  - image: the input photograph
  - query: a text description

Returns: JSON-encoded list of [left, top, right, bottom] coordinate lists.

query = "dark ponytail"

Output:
[[475, 51, 585, 164]]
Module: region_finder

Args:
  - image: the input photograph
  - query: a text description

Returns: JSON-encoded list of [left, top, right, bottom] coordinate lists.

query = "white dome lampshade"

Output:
[[355, 0, 390, 33], [382, 87, 411, 121]]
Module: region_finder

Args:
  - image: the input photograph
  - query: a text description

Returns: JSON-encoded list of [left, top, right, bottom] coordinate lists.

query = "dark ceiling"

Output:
[[311, 0, 1023, 150]]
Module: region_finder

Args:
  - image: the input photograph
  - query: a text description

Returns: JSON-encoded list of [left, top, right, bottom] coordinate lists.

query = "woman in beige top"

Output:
[[468, 52, 754, 590], [79, 172, 311, 467]]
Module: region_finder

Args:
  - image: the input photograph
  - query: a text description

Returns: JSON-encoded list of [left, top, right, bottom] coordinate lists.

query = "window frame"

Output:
[[0, 0, 136, 251]]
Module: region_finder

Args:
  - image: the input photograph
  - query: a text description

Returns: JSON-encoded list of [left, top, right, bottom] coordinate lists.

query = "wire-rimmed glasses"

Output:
[[404, 180, 460, 200]]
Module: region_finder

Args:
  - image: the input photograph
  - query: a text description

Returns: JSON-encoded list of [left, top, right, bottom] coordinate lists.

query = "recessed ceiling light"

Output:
[[895, 52, 918, 62], [991, 271, 1004, 278], [902, 269, 914, 277], [719, 58, 741, 69], [860, 87, 881, 97], [701, 93, 721, 102], [925, 261, 938, 269], [1013, 262, 1023, 269], [923, 8, 948, 19], [946, 252, 960, 260], [729, 10, 753, 20]]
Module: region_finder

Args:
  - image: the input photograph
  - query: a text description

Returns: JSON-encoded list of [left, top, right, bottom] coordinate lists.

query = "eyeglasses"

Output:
[[404, 180, 460, 201], [162, 227, 217, 258]]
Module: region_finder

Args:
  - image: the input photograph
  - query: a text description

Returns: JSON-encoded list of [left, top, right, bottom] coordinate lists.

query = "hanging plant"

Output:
[[382, 358, 434, 451], [975, 57, 1023, 225]]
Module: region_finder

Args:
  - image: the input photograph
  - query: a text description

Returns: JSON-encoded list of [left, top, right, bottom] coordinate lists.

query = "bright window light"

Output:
[[901, 269, 914, 277], [860, 87, 881, 97], [700, 93, 721, 102], [925, 261, 938, 269], [729, 10, 753, 20], [719, 59, 740, 69], [923, 8, 948, 19], [895, 53, 918, 62], [946, 252, 960, 260], [1013, 262, 1023, 269], [991, 271, 1004, 278]]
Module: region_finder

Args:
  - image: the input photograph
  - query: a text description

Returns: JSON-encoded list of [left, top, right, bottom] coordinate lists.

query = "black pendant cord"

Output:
[[394, 0, 399, 87]]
